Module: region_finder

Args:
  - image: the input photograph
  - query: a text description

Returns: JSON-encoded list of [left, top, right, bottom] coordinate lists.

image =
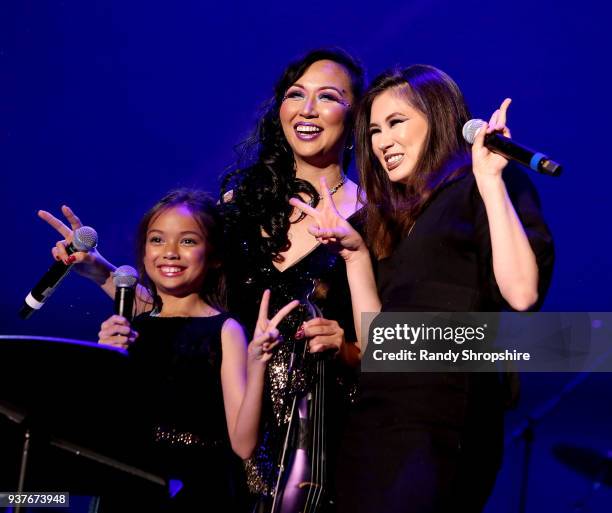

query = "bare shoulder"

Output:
[[221, 317, 247, 346]]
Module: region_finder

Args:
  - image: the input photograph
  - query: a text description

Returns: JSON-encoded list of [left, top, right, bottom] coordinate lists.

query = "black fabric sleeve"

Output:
[[319, 211, 366, 344]]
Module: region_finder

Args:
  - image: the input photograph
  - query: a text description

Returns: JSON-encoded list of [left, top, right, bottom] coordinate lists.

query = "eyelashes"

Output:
[[369, 118, 407, 136], [147, 237, 199, 246], [283, 90, 344, 104]]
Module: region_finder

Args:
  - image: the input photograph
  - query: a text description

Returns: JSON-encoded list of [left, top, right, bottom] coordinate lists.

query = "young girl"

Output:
[[93, 189, 297, 512]]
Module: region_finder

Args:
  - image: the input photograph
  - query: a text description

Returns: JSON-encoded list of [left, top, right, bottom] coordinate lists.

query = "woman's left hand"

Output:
[[472, 98, 512, 179], [298, 317, 345, 354]]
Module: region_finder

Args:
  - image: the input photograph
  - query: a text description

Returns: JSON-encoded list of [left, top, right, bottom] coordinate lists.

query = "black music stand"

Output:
[[0, 335, 168, 511]]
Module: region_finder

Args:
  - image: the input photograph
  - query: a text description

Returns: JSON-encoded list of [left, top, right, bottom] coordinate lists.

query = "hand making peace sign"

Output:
[[37, 205, 111, 284], [289, 177, 366, 261], [248, 290, 300, 365]]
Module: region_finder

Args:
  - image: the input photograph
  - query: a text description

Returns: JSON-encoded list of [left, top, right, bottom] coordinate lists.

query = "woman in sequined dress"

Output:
[[220, 48, 365, 512]]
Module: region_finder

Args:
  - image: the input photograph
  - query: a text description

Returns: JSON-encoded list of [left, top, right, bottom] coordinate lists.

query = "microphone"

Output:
[[113, 265, 138, 322], [462, 119, 562, 176], [19, 226, 98, 319]]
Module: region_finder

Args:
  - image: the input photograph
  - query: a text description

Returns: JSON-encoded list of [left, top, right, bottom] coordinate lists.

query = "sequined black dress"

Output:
[[226, 213, 361, 512], [126, 313, 248, 512]]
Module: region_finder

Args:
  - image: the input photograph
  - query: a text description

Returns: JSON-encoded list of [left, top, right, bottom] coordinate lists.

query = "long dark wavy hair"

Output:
[[220, 48, 364, 264], [135, 189, 226, 313], [355, 65, 472, 259]]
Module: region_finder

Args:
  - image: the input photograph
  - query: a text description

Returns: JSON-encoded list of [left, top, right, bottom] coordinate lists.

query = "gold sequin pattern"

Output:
[[153, 426, 224, 449]]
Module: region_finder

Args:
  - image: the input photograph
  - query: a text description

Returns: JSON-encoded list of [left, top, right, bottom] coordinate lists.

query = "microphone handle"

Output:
[[485, 133, 562, 176], [19, 243, 78, 319], [114, 286, 135, 322]]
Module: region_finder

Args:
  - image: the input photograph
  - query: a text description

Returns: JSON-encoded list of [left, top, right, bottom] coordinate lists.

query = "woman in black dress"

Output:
[[220, 48, 365, 512], [291, 65, 554, 513]]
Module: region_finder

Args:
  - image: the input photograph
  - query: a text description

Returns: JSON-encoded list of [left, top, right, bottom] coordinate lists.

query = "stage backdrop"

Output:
[[1, 1, 610, 511]]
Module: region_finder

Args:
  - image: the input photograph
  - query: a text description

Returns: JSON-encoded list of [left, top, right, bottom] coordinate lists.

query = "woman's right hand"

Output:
[[293, 178, 381, 345], [289, 177, 366, 262], [98, 314, 138, 349], [38, 205, 115, 285]]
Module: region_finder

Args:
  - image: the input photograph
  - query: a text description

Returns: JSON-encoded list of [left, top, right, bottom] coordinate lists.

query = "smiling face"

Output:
[[143, 205, 208, 298], [279, 59, 354, 167], [369, 88, 429, 184]]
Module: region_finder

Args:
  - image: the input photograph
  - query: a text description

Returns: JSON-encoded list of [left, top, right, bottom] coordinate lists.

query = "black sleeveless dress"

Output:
[[126, 313, 249, 512]]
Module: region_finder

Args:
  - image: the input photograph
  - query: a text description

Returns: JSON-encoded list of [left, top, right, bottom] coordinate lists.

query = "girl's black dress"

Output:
[[126, 313, 248, 512]]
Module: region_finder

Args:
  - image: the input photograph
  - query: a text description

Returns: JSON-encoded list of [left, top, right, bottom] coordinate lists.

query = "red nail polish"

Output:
[[66, 255, 77, 264], [295, 326, 305, 340]]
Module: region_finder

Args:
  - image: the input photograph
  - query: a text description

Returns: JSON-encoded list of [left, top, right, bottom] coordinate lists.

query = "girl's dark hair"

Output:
[[355, 64, 472, 259], [135, 189, 226, 312], [220, 47, 365, 264]]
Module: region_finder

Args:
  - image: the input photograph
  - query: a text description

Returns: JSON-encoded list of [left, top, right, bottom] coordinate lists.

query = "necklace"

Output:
[[294, 174, 347, 223], [407, 220, 417, 237]]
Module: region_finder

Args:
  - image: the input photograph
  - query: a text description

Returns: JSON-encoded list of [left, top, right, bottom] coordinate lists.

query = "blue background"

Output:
[[1, 1, 610, 511]]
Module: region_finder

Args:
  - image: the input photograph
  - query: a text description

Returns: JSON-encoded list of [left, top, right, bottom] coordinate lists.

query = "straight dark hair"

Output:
[[135, 189, 226, 313], [355, 65, 472, 258]]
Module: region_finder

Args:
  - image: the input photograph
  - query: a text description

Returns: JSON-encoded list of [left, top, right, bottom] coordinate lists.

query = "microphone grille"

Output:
[[462, 119, 486, 144], [113, 265, 139, 288], [73, 226, 98, 251]]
